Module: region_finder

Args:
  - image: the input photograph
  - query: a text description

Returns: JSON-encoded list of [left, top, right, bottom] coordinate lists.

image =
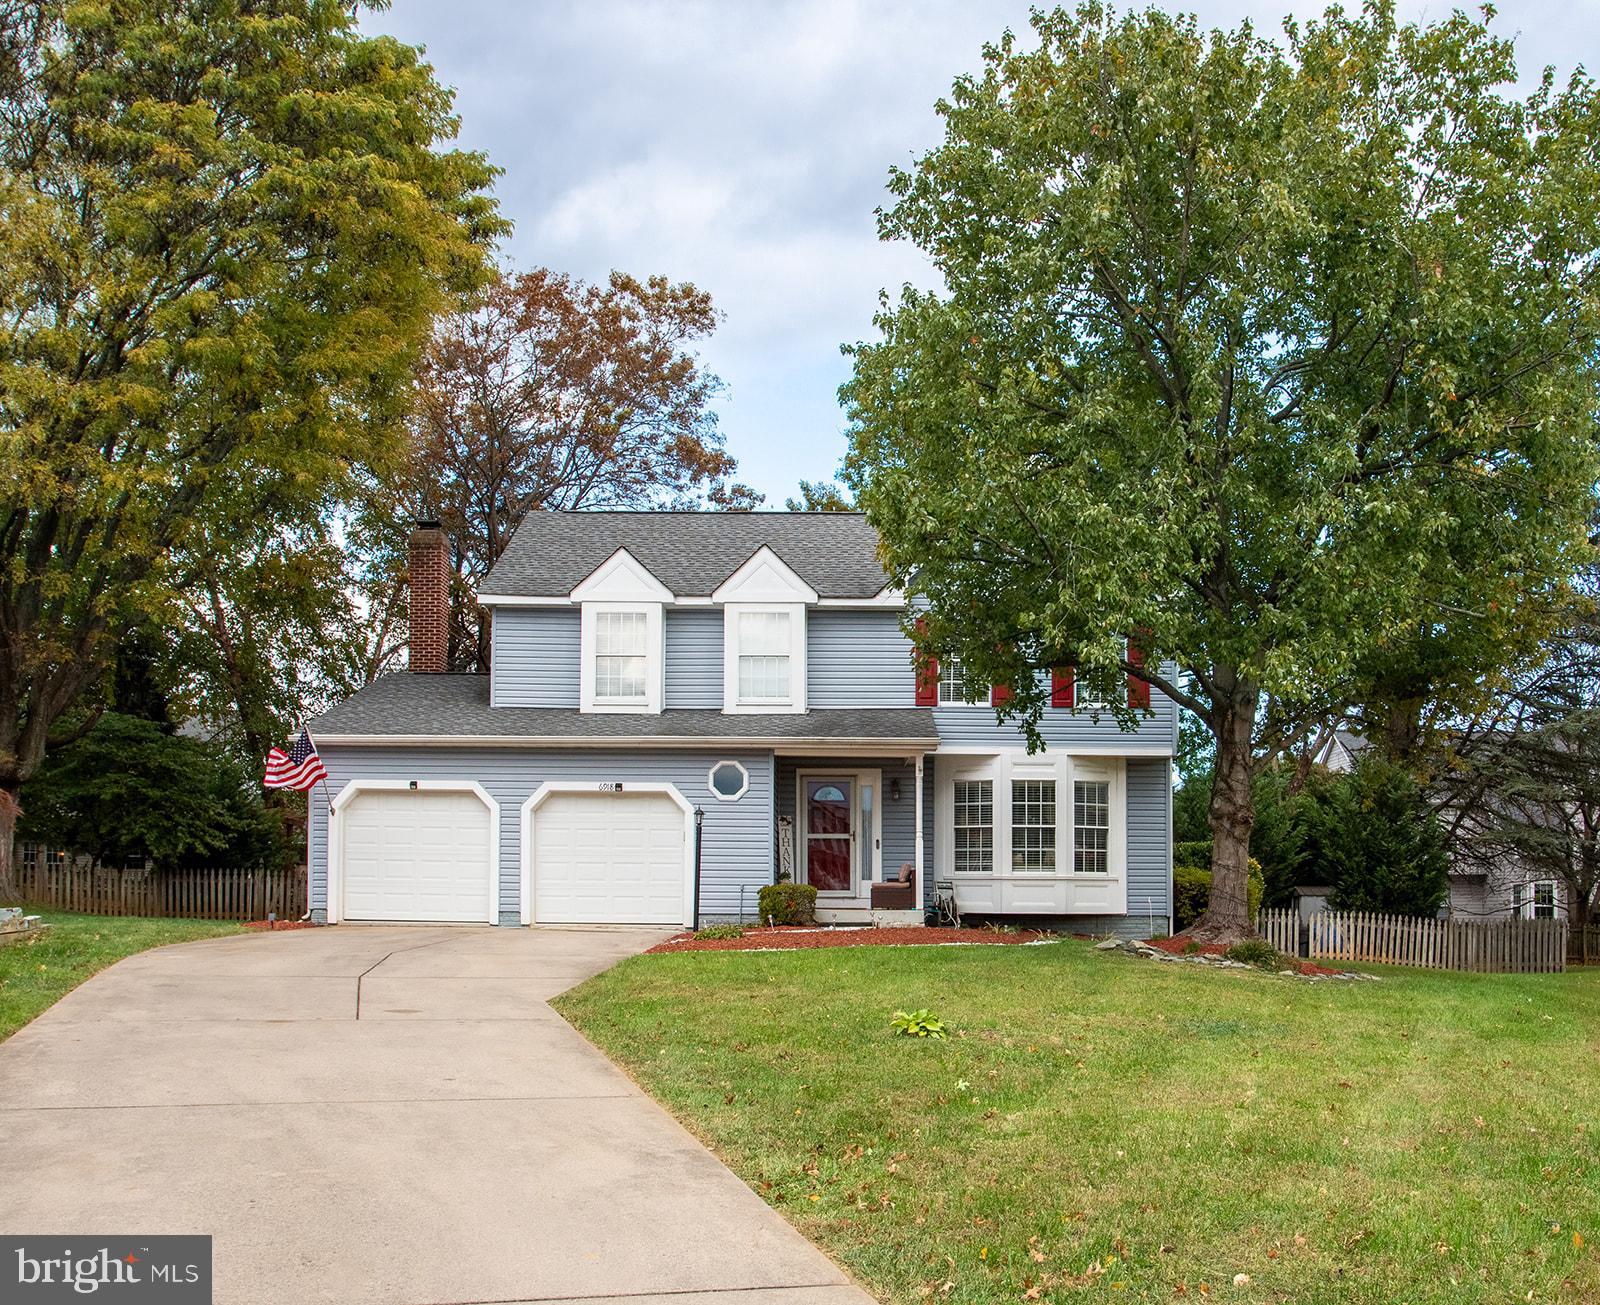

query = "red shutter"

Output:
[[1051, 666, 1075, 708], [991, 683, 1013, 707], [914, 618, 938, 706], [1127, 636, 1151, 709]]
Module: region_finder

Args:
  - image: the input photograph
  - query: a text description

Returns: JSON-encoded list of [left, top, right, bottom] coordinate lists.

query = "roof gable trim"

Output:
[[711, 545, 819, 605], [569, 547, 675, 603]]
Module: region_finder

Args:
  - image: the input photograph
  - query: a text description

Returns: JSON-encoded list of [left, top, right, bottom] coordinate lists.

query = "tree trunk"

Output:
[[0, 785, 21, 905], [1187, 683, 1259, 944]]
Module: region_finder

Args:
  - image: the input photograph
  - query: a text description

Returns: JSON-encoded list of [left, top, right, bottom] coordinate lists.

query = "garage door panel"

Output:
[[341, 789, 493, 923], [533, 792, 686, 925]]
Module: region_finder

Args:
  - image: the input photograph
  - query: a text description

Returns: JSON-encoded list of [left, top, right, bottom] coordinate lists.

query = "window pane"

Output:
[[737, 611, 791, 700], [596, 611, 646, 654], [938, 655, 980, 705], [594, 611, 647, 700], [953, 779, 993, 874], [1534, 882, 1556, 918], [739, 654, 790, 700], [1011, 779, 1056, 872], [1074, 779, 1110, 874], [738, 610, 790, 653]]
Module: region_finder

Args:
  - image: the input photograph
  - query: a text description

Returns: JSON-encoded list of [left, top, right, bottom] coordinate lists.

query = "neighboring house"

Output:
[[307, 513, 1176, 934], [1314, 728, 1369, 774]]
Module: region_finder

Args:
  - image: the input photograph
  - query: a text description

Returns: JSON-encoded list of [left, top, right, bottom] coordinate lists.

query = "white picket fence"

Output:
[[1258, 906, 1299, 956], [1255, 906, 1566, 974]]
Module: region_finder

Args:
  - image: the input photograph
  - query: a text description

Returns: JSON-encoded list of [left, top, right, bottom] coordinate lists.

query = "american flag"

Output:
[[264, 728, 328, 790]]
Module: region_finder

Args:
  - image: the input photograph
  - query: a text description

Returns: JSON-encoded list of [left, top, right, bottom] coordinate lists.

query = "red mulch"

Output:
[[1143, 934, 1344, 977], [647, 925, 1053, 954], [243, 919, 319, 931]]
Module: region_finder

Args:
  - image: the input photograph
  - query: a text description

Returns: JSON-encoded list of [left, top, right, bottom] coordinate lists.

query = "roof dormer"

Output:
[[711, 545, 819, 605]]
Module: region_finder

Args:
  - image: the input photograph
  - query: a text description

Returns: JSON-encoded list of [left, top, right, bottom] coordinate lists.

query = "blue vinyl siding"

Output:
[[1126, 757, 1174, 926], [490, 608, 579, 708], [310, 745, 774, 925], [933, 663, 1180, 752], [808, 609, 916, 707], [665, 608, 723, 708]]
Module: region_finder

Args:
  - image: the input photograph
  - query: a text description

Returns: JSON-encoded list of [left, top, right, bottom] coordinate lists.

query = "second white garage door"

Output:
[[532, 791, 688, 925]]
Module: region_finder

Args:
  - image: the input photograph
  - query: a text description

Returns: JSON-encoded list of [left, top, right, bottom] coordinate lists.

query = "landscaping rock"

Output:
[[1095, 938, 1122, 950]]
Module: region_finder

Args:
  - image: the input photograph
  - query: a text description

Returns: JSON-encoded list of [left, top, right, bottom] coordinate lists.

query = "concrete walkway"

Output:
[[0, 926, 874, 1305]]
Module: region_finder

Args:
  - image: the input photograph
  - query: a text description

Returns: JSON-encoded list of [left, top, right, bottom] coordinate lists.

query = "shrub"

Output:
[[1174, 839, 1213, 869], [890, 1008, 948, 1039], [693, 924, 744, 940], [1224, 939, 1288, 969], [1304, 757, 1451, 917], [1173, 859, 1264, 931], [758, 882, 818, 926]]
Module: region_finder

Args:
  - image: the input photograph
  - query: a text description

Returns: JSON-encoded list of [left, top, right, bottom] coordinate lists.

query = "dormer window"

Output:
[[572, 548, 671, 714], [737, 610, 792, 703], [594, 610, 648, 702], [713, 544, 816, 715]]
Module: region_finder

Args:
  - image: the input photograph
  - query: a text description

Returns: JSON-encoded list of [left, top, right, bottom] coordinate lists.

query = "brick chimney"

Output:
[[408, 520, 449, 674]]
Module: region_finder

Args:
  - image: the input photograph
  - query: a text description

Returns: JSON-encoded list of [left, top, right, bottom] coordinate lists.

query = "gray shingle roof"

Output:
[[311, 674, 937, 744], [479, 511, 892, 599]]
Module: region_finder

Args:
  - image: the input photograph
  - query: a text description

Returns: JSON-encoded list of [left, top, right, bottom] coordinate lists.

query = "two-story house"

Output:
[[307, 512, 1175, 933]]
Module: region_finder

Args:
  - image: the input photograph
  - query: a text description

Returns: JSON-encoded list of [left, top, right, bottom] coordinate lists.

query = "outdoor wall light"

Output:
[[889, 779, 902, 801]]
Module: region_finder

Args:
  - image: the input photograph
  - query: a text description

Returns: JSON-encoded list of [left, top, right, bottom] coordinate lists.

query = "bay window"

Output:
[[953, 780, 994, 873], [1011, 779, 1056, 872]]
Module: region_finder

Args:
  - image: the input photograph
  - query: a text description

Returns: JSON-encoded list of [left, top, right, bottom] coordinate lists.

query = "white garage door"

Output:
[[341, 789, 493, 923], [533, 791, 687, 924]]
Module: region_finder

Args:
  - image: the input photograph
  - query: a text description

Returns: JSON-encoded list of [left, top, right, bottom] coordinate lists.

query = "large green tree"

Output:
[[0, 0, 504, 897], [844, 2, 1600, 940]]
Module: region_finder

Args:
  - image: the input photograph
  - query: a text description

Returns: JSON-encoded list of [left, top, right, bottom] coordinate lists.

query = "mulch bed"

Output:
[[242, 919, 320, 931], [647, 925, 1054, 954], [1142, 933, 1345, 977]]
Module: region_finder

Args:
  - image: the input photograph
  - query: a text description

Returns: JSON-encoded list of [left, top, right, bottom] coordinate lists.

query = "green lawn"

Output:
[[0, 908, 243, 1041], [557, 940, 1600, 1305]]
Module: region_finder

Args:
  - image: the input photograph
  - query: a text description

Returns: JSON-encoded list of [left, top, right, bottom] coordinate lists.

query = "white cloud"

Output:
[[370, 0, 1597, 502]]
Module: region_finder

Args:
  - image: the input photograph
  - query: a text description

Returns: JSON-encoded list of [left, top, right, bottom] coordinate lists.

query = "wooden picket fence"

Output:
[[1571, 925, 1600, 966], [1310, 909, 1565, 973], [1258, 906, 1300, 956], [16, 852, 305, 922]]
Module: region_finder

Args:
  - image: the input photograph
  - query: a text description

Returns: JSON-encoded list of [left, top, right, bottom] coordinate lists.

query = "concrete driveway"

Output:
[[0, 926, 873, 1305]]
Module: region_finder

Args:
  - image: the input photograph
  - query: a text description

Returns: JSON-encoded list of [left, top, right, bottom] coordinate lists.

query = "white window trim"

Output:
[[326, 779, 500, 926], [934, 753, 1126, 884], [723, 601, 807, 713], [936, 653, 988, 707], [1514, 879, 1560, 920], [580, 601, 664, 714], [707, 759, 750, 801]]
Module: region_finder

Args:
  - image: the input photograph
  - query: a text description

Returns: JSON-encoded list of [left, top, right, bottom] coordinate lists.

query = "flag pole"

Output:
[[304, 722, 333, 925]]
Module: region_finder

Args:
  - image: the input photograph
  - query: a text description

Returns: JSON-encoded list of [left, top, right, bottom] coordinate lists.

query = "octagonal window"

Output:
[[708, 760, 749, 801]]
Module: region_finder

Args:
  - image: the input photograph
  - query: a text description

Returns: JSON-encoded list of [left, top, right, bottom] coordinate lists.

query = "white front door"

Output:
[[341, 788, 494, 923], [532, 790, 688, 924], [797, 771, 881, 898]]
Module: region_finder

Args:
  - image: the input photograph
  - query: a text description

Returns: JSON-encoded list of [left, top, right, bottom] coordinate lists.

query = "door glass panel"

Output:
[[805, 779, 854, 893]]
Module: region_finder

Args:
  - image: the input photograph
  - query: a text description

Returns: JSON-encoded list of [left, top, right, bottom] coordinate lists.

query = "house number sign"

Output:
[[598, 782, 624, 792]]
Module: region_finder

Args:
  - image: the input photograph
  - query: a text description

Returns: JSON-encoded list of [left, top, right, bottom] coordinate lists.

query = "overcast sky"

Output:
[[364, 1, 1597, 507]]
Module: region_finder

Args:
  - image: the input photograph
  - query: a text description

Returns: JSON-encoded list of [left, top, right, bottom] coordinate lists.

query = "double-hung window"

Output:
[[594, 610, 648, 702], [938, 655, 982, 705], [953, 780, 994, 873], [1011, 779, 1056, 872], [1074, 779, 1111, 874], [1515, 880, 1558, 919], [737, 610, 792, 703]]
